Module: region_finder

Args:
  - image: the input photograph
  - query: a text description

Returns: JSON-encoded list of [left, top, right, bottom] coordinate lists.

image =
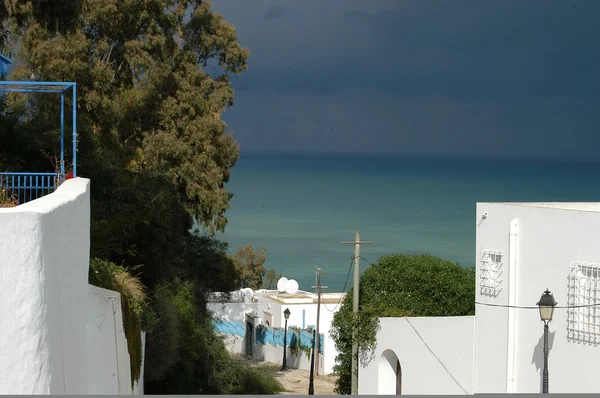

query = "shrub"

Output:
[[89, 258, 147, 387], [0, 185, 18, 208]]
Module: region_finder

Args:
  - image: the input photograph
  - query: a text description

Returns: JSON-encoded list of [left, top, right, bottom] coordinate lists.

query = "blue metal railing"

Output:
[[0, 80, 78, 186], [0, 172, 59, 205]]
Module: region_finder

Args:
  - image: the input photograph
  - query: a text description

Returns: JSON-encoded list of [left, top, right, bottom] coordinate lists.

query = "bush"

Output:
[[331, 253, 475, 394], [142, 287, 180, 382], [211, 358, 285, 394], [144, 282, 285, 394]]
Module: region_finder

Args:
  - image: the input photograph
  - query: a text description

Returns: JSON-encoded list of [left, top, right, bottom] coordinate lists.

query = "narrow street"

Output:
[[273, 368, 338, 395], [234, 355, 338, 395]]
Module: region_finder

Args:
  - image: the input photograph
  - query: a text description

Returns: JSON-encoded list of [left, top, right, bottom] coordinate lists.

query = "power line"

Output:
[[405, 318, 469, 394], [353, 258, 600, 311], [327, 257, 600, 311], [322, 255, 378, 313], [323, 255, 355, 313], [358, 255, 375, 266]]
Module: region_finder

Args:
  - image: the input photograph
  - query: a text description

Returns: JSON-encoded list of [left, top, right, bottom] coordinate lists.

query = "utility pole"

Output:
[[339, 231, 372, 396], [311, 267, 327, 376]]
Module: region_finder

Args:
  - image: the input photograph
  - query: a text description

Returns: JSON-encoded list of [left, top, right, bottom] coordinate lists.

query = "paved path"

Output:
[[233, 354, 338, 395], [274, 368, 338, 395]]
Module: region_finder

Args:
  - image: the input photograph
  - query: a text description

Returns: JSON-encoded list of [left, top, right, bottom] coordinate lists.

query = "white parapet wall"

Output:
[[0, 178, 91, 394], [220, 334, 324, 374], [87, 285, 145, 394], [358, 316, 475, 395], [0, 178, 144, 394]]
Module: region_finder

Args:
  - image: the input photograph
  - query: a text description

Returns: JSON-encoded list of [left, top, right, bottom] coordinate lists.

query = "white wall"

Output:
[[358, 317, 474, 395], [254, 341, 324, 373], [87, 285, 144, 394], [221, 334, 245, 354], [0, 178, 91, 394], [0, 178, 143, 395], [134, 332, 146, 395], [475, 202, 600, 394], [208, 300, 260, 322], [209, 295, 340, 374], [220, 335, 325, 374], [274, 302, 337, 375]]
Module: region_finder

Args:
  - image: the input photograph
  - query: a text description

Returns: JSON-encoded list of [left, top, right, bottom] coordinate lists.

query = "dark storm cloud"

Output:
[[263, 5, 287, 20], [210, 0, 600, 157], [227, 0, 599, 99]]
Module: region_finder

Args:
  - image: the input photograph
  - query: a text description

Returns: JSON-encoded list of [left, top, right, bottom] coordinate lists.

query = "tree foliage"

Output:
[[228, 244, 282, 290], [262, 268, 282, 290], [0, 0, 283, 393], [230, 244, 267, 290], [3, 0, 248, 233], [330, 254, 476, 395]]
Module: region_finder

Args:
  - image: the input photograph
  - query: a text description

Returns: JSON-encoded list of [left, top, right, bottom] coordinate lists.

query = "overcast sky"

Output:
[[210, 0, 599, 158]]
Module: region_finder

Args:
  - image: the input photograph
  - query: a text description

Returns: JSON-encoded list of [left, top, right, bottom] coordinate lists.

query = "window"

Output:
[[567, 261, 600, 344], [480, 249, 503, 297]]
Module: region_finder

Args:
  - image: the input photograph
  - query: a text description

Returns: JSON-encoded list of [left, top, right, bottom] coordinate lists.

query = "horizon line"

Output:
[[237, 150, 600, 162]]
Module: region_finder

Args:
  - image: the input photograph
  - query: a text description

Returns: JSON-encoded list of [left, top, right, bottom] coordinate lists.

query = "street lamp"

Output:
[[282, 308, 291, 371], [536, 288, 557, 394], [309, 328, 316, 395]]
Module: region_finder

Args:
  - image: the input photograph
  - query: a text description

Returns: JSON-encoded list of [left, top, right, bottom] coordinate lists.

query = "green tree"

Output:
[[0, 1, 284, 393], [3, 0, 248, 233], [229, 244, 282, 290], [262, 268, 282, 290], [330, 254, 475, 395], [230, 245, 267, 289]]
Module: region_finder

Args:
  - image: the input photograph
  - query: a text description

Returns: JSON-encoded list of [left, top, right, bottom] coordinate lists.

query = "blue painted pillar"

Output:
[[60, 93, 64, 175], [72, 84, 77, 176]]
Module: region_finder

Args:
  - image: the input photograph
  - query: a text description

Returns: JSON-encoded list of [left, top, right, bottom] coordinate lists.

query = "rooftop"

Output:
[[255, 289, 346, 305], [207, 289, 347, 305], [479, 202, 600, 214]]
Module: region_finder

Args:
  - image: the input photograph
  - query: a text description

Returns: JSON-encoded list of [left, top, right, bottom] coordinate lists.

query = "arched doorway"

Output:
[[379, 349, 402, 394]]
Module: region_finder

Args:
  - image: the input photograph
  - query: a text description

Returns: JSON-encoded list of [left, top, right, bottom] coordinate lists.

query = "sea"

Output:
[[216, 153, 600, 293]]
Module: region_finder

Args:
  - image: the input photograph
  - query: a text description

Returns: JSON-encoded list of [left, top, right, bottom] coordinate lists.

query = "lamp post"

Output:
[[536, 288, 557, 394], [308, 328, 316, 395], [282, 308, 291, 371]]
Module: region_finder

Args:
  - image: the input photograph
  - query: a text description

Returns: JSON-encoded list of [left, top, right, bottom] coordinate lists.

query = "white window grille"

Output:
[[567, 261, 600, 344], [480, 249, 503, 296]]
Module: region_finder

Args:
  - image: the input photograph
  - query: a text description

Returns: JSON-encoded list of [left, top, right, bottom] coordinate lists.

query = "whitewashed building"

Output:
[[0, 178, 144, 394], [359, 201, 600, 394], [208, 287, 345, 374]]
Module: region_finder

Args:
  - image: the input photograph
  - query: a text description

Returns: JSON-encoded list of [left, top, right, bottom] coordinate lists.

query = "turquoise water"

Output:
[[217, 153, 600, 292]]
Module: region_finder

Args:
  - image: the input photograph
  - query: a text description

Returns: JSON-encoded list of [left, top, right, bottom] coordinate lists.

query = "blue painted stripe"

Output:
[[212, 319, 325, 353]]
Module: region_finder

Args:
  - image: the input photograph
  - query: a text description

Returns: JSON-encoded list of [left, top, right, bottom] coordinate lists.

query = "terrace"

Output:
[[0, 79, 77, 205]]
